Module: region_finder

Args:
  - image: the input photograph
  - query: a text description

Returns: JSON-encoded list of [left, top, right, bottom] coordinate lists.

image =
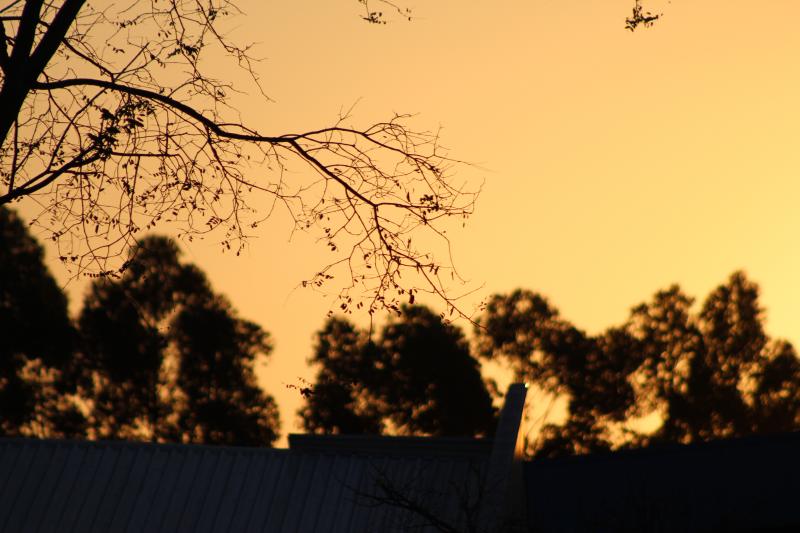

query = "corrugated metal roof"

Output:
[[0, 438, 496, 533], [0, 384, 531, 533]]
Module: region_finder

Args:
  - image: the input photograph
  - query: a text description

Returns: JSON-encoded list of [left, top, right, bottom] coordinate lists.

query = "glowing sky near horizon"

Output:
[[26, 0, 800, 444]]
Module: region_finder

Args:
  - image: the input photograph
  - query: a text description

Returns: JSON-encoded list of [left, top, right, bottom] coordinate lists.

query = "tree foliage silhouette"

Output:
[[76, 235, 279, 445], [301, 305, 496, 437], [477, 272, 800, 457], [0, 206, 85, 437], [0, 0, 474, 316], [300, 318, 385, 435], [172, 295, 279, 445]]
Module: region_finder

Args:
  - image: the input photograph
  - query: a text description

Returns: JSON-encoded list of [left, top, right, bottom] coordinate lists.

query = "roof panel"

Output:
[[358, 456, 399, 533], [331, 453, 367, 533], [108, 445, 151, 532], [24, 443, 71, 533], [142, 447, 187, 532], [36, 443, 88, 533], [125, 447, 170, 533], [280, 453, 320, 532], [314, 454, 353, 532], [260, 453, 302, 532], [174, 448, 220, 533], [394, 456, 433, 532], [242, 452, 285, 533], [381, 456, 419, 532], [359, 457, 398, 531], [72, 445, 121, 532], [59, 443, 108, 533], [0, 441, 21, 499], [0, 439, 37, 527], [367, 456, 403, 532], [297, 453, 334, 532], [423, 458, 456, 532], [89, 444, 139, 533], [193, 450, 236, 533], [441, 458, 473, 532], [3, 441, 56, 532], [155, 447, 202, 533], [226, 452, 280, 533], [209, 451, 253, 533]]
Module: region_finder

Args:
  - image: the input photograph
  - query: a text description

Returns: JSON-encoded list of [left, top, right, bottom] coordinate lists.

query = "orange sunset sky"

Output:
[[22, 0, 800, 443]]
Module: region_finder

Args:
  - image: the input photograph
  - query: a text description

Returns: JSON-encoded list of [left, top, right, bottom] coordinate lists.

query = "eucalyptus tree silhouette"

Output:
[[301, 305, 496, 437], [477, 272, 800, 456], [76, 236, 279, 445], [0, 206, 84, 437]]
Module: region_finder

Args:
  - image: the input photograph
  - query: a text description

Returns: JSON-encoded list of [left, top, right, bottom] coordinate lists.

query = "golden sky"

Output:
[[27, 0, 800, 443]]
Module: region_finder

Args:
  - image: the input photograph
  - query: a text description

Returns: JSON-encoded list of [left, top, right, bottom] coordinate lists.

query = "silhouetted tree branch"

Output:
[[0, 0, 475, 315], [626, 0, 661, 31], [349, 461, 523, 533]]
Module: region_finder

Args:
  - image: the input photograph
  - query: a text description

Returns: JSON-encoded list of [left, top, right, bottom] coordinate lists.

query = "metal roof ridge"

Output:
[[287, 433, 493, 457]]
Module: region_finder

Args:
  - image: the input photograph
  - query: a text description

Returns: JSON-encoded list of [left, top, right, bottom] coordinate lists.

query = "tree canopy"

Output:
[[477, 272, 800, 457], [76, 235, 280, 445], [301, 305, 496, 437], [0, 0, 475, 315], [0, 213, 280, 446], [0, 205, 84, 437]]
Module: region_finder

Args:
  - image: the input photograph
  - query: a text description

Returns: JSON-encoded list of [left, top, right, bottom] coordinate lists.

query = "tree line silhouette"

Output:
[[300, 306, 496, 437], [302, 279, 800, 455], [477, 275, 800, 456], [2, 206, 278, 444], [3, 204, 799, 454]]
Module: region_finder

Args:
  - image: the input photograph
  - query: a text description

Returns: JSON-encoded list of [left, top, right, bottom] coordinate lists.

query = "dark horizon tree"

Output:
[[477, 272, 800, 457], [172, 294, 279, 445], [75, 235, 280, 446], [300, 305, 497, 438], [299, 317, 385, 436], [0, 205, 85, 438]]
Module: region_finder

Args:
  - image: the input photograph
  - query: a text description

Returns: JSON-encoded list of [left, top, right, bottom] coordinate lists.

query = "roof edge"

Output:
[[288, 433, 493, 457]]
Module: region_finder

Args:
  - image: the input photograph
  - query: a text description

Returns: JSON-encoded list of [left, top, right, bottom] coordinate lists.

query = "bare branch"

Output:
[[0, 0, 476, 314]]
